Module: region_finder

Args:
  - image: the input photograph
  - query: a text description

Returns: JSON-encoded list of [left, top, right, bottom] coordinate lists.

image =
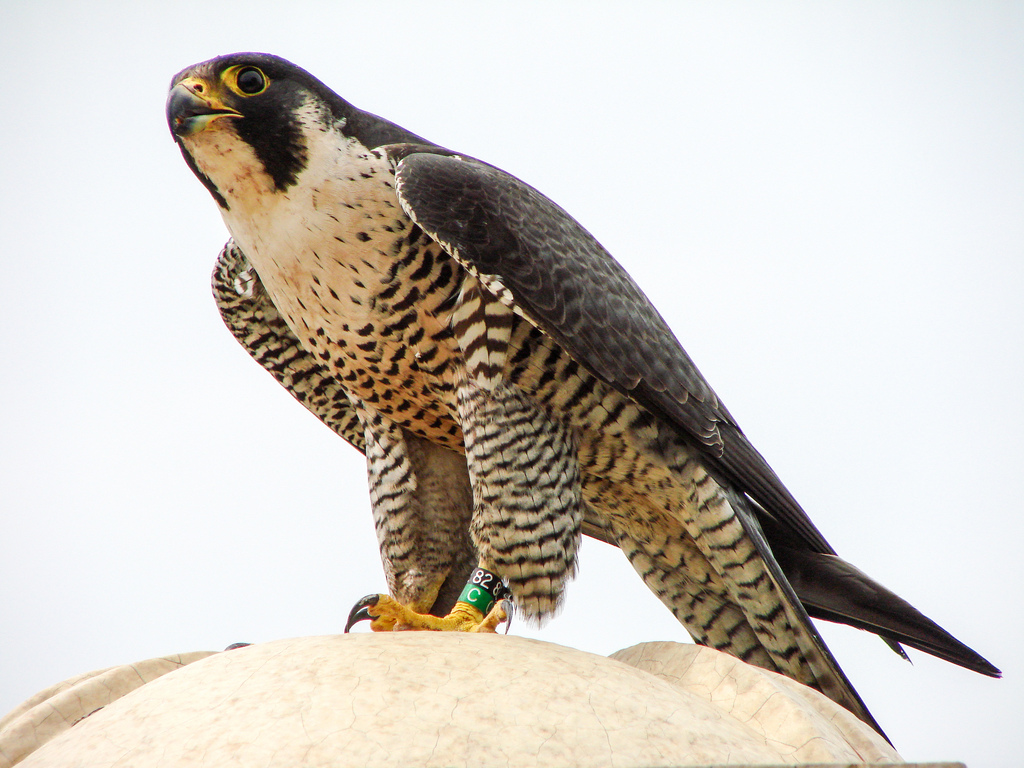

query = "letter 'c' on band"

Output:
[[457, 568, 506, 613]]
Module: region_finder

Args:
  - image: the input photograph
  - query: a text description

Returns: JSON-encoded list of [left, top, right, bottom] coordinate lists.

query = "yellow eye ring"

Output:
[[225, 65, 268, 96]]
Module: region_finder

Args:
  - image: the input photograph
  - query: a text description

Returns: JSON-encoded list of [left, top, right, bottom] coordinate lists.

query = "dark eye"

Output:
[[236, 67, 266, 95]]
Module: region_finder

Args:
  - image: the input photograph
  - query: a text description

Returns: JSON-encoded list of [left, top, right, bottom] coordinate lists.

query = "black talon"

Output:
[[223, 642, 251, 651], [345, 593, 381, 632], [499, 598, 514, 634]]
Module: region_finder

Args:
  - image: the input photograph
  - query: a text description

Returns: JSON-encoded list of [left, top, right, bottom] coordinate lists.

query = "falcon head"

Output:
[[167, 53, 423, 210]]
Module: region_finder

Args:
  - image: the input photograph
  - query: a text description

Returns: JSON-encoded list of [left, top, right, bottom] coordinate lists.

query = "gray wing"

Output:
[[385, 143, 1000, 680], [384, 144, 831, 555]]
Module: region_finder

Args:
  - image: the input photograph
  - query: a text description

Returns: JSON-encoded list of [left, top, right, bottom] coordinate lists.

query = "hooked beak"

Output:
[[167, 79, 241, 138]]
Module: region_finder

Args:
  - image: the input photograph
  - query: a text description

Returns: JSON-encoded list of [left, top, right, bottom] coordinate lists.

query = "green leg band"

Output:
[[457, 568, 509, 614]]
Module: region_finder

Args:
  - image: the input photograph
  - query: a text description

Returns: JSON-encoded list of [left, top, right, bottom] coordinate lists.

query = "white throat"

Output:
[[186, 100, 414, 351]]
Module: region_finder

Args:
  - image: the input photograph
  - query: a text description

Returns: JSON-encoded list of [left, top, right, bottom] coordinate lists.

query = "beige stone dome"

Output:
[[1, 634, 901, 767]]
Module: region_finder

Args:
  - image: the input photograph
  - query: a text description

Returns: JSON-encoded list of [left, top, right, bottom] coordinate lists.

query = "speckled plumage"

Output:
[[173, 53, 998, 738]]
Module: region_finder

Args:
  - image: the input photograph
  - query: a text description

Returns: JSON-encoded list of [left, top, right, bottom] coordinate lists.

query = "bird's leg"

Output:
[[345, 567, 511, 633], [450, 285, 585, 621], [346, 407, 497, 630], [345, 285, 582, 632]]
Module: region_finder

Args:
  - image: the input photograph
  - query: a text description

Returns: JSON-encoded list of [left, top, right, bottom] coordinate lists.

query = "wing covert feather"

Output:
[[387, 146, 725, 438], [387, 145, 832, 554]]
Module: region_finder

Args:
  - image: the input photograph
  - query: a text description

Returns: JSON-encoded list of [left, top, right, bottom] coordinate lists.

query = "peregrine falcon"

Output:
[[167, 53, 998, 736]]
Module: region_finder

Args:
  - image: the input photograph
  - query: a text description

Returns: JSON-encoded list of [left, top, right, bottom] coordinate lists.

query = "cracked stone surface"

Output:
[[0, 634, 904, 767], [611, 642, 900, 764], [0, 652, 216, 768]]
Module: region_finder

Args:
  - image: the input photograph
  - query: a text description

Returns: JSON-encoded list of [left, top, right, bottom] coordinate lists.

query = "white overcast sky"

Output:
[[2, 2, 1022, 765]]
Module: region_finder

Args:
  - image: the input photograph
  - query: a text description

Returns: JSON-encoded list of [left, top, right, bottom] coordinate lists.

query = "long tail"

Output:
[[772, 542, 1001, 677]]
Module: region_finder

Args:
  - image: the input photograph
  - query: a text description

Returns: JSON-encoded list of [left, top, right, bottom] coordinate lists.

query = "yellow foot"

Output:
[[345, 594, 509, 633]]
